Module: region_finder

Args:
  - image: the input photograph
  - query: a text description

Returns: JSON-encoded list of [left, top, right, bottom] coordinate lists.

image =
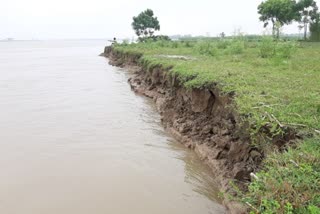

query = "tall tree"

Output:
[[258, 0, 301, 38], [132, 9, 160, 38], [310, 12, 320, 40], [297, 0, 318, 40]]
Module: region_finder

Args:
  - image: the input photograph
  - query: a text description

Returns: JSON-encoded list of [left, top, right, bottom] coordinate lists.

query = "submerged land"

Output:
[[103, 38, 320, 213]]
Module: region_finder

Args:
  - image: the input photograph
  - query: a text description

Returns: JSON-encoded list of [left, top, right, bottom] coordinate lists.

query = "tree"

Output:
[[298, 24, 304, 39], [310, 12, 320, 40], [132, 9, 160, 38], [258, 0, 300, 38], [296, 0, 318, 40]]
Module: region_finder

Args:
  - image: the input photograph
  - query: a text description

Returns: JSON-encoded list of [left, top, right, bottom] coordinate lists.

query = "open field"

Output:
[[113, 39, 320, 213], [115, 40, 320, 134]]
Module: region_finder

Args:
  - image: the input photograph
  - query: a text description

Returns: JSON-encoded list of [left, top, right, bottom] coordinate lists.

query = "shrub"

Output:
[[258, 37, 275, 58], [183, 41, 194, 48], [258, 37, 298, 59], [227, 40, 245, 55], [155, 35, 171, 41], [138, 35, 171, 43], [275, 41, 298, 59], [216, 40, 230, 49], [170, 42, 179, 48], [247, 42, 258, 48], [121, 39, 130, 46], [155, 39, 167, 47], [194, 41, 218, 56]]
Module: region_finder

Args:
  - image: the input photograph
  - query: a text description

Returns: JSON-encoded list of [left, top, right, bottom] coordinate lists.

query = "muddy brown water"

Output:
[[0, 40, 225, 214]]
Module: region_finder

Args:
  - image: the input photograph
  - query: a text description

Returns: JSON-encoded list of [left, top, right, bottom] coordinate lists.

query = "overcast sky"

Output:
[[1, 0, 319, 40]]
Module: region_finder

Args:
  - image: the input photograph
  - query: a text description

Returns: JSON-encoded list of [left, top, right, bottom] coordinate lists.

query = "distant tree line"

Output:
[[131, 2, 320, 42]]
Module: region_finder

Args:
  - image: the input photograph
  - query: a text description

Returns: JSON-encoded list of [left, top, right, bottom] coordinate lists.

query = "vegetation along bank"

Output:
[[103, 38, 320, 214]]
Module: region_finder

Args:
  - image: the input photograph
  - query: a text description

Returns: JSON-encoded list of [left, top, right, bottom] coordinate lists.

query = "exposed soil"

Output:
[[102, 46, 265, 213]]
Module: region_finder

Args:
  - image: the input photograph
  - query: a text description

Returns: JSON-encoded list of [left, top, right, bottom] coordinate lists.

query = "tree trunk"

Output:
[[304, 22, 308, 40], [272, 20, 276, 38]]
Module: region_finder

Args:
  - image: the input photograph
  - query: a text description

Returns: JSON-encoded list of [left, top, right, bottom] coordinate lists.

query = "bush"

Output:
[[258, 37, 275, 58], [170, 42, 179, 48], [247, 42, 258, 49], [120, 39, 129, 46], [227, 40, 245, 55], [154, 39, 172, 48], [258, 37, 298, 59], [194, 41, 218, 56], [182, 41, 194, 48], [275, 41, 298, 59], [216, 40, 231, 49], [138, 35, 171, 43]]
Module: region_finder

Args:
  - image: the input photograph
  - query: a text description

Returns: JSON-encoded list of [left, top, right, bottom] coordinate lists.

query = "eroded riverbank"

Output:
[[103, 46, 261, 213]]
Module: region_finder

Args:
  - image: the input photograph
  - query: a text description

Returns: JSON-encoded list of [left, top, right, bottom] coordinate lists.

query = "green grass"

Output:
[[243, 139, 320, 214], [113, 39, 320, 213], [115, 39, 319, 133]]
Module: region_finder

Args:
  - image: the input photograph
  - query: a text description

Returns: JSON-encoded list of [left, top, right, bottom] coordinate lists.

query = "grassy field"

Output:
[[113, 38, 320, 213]]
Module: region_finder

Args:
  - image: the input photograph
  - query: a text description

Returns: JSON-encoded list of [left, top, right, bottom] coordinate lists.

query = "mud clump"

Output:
[[103, 47, 263, 214]]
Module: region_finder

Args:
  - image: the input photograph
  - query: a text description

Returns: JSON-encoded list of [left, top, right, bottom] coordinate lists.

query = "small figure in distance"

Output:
[[108, 37, 117, 45], [112, 37, 117, 45]]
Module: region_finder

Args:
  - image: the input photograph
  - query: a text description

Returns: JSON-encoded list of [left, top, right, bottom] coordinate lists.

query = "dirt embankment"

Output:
[[103, 46, 264, 213]]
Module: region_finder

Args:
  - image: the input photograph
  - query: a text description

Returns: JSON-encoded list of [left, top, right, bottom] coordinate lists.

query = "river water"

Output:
[[0, 40, 225, 214]]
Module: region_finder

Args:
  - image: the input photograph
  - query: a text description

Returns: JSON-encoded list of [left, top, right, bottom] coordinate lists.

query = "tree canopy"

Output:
[[310, 12, 320, 40], [258, 0, 301, 38], [132, 9, 160, 37], [296, 0, 318, 40]]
